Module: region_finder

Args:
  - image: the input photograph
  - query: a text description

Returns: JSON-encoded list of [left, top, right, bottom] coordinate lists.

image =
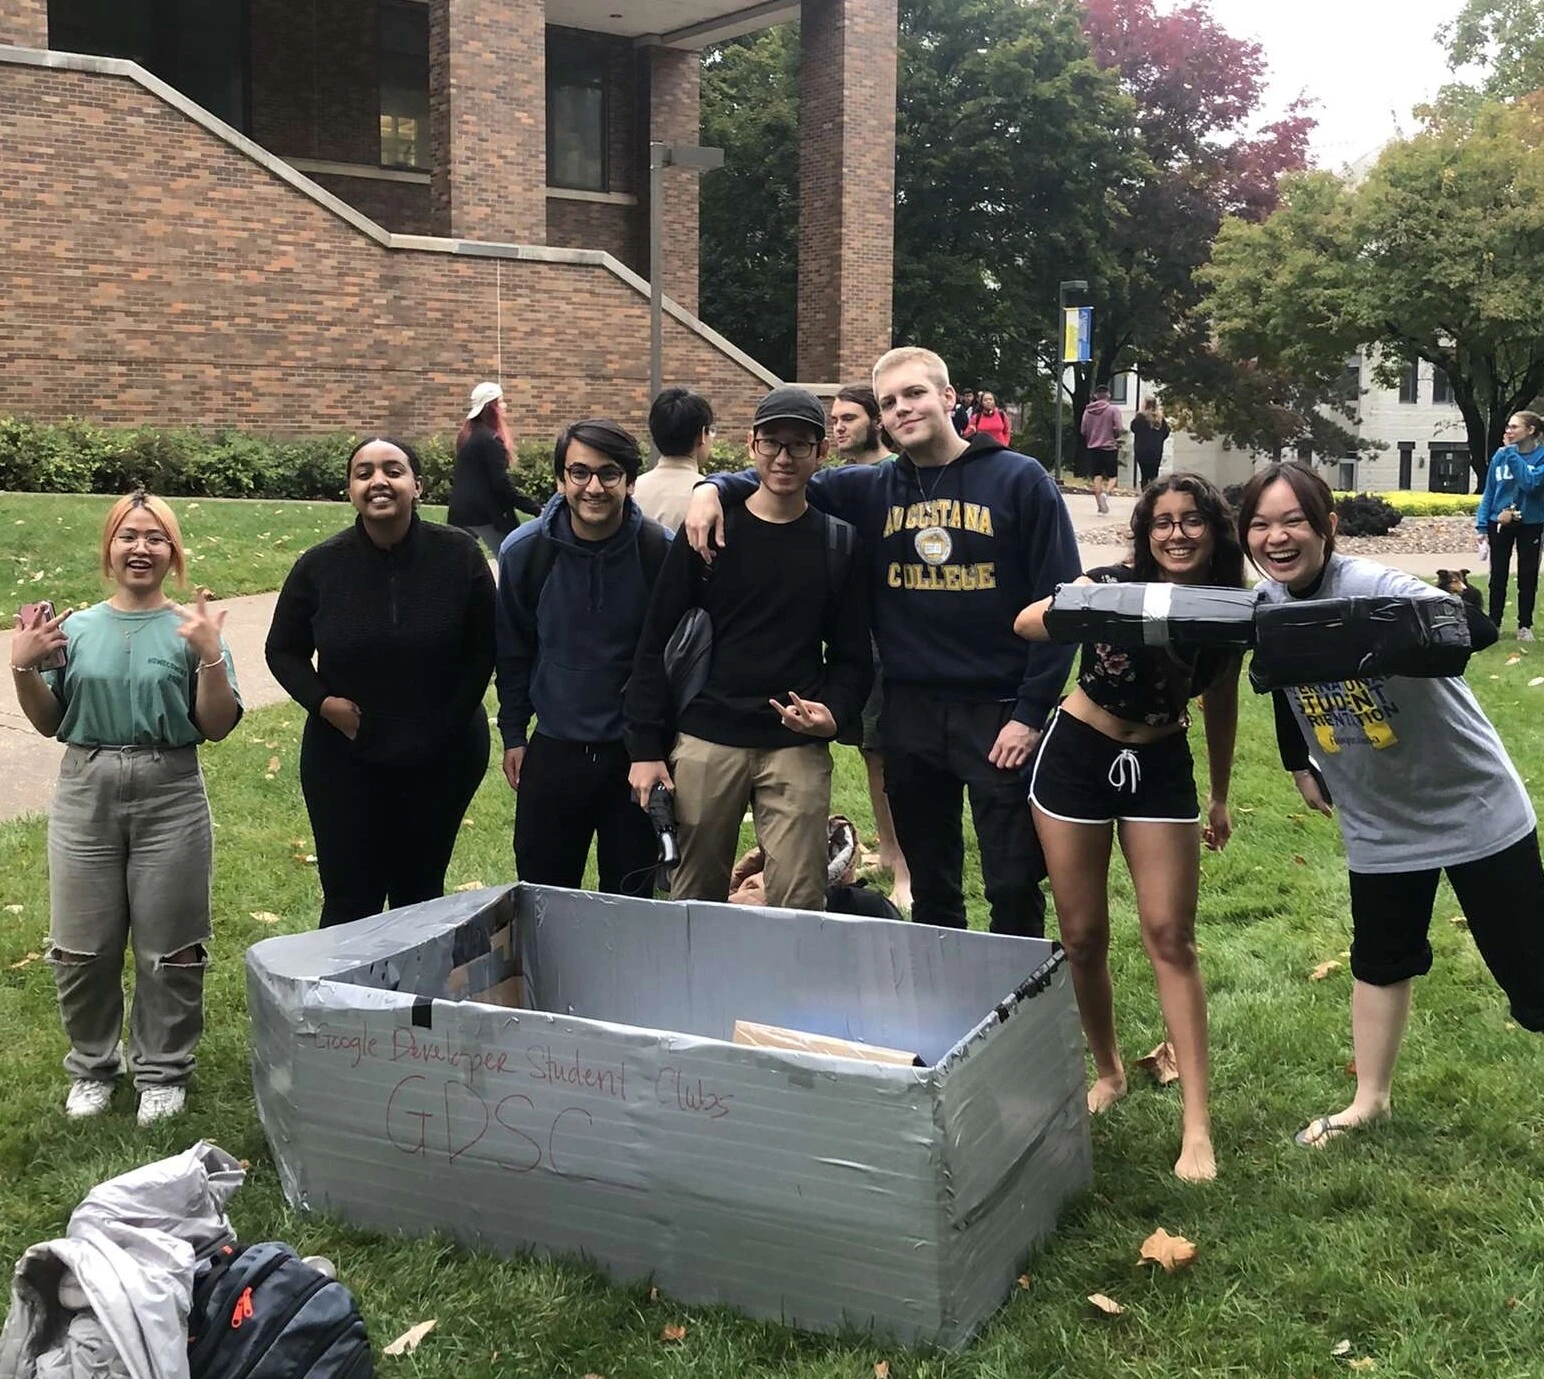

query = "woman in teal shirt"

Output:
[[1476, 409, 1544, 641], [9, 492, 241, 1127]]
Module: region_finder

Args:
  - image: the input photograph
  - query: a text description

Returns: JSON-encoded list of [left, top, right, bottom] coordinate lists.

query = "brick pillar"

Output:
[[0, 0, 48, 47], [428, 0, 546, 244], [646, 46, 702, 316], [797, 0, 896, 383]]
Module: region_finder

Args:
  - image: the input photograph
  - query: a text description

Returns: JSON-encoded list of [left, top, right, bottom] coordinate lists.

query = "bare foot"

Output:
[[1293, 1103, 1391, 1148], [1086, 1075, 1128, 1115], [881, 856, 912, 913], [1174, 1132, 1216, 1182]]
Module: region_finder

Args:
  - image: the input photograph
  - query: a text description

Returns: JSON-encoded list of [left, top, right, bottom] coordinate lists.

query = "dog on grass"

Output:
[[1436, 568, 1482, 612]]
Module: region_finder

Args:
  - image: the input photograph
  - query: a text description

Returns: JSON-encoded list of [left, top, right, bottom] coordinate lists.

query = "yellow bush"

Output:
[[1332, 490, 1481, 516]]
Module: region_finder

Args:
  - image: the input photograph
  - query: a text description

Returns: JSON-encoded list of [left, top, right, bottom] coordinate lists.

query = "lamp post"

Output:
[[649, 142, 724, 425], [1053, 279, 1089, 483]]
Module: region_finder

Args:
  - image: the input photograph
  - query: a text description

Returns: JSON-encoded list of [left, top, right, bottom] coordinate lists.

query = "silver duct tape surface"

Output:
[[245, 885, 1091, 1349]]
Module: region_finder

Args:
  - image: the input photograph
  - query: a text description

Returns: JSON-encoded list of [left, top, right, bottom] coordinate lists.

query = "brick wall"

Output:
[[547, 198, 638, 272], [310, 173, 434, 236], [0, 61, 770, 441], [0, 0, 45, 47], [648, 46, 702, 316], [797, 0, 896, 383], [429, 0, 546, 243], [249, 0, 379, 165]]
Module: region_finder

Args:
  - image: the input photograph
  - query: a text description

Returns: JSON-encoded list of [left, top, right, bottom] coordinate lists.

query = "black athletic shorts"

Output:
[[1088, 448, 1120, 480], [1028, 709, 1199, 824]]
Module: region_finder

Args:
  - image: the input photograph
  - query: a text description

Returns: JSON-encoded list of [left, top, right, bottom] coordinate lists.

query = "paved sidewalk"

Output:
[[0, 496, 1471, 823]]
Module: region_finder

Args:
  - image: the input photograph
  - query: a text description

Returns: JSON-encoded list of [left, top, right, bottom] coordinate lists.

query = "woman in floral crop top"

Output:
[[1015, 474, 1244, 1182]]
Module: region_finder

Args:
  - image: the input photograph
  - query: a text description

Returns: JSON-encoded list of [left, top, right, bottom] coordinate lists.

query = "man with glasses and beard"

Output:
[[626, 387, 872, 910], [495, 419, 668, 896]]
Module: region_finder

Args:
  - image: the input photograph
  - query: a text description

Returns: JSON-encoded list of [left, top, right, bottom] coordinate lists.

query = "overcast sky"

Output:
[[1197, 0, 1468, 169]]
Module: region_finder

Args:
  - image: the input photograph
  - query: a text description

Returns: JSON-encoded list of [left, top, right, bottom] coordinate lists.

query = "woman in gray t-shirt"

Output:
[[1238, 463, 1543, 1149]]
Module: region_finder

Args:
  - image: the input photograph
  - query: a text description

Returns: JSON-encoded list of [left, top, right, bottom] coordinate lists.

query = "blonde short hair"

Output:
[[873, 346, 951, 394], [100, 491, 186, 583]]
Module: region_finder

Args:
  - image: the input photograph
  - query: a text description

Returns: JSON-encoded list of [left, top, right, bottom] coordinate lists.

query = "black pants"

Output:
[[1348, 829, 1544, 1030], [301, 713, 489, 928], [1136, 456, 1160, 488], [881, 688, 1047, 936], [513, 733, 658, 898], [1486, 521, 1542, 629]]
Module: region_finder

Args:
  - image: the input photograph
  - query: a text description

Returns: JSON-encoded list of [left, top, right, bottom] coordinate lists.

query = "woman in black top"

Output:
[[1015, 474, 1243, 1181], [1130, 396, 1171, 489], [266, 438, 496, 927], [449, 382, 543, 554]]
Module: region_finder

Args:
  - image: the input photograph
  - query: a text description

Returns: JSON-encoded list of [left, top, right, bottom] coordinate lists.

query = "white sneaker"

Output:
[[65, 1079, 114, 1119], [136, 1085, 186, 1126], [1518, 626, 1535, 643]]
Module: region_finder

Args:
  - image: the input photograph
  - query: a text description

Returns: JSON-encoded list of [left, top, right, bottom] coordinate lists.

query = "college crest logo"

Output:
[[914, 525, 952, 566]]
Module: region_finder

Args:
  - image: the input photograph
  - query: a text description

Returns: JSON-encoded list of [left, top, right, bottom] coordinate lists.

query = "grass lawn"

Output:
[[1, 577, 1542, 1375], [0, 493, 447, 615]]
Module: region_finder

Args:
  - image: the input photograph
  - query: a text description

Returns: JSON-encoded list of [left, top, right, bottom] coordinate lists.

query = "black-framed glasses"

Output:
[[565, 464, 626, 488], [1150, 513, 1209, 537], [752, 437, 818, 461]]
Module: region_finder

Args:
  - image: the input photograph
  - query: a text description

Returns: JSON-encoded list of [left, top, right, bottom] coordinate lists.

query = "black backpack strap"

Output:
[[517, 531, 558, 617], [637, 518, 671, 588], [824, 512, 856, 591]]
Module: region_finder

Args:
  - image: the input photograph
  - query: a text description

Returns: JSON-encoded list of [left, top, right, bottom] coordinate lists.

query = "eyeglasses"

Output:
[[752, 437, 818, 461], [1150, 513, 1209, 538], [113, 532, 171, 550], [565, 464, 626, 488]]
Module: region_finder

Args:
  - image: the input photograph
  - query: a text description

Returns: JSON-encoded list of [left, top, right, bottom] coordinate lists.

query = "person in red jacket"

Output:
[[964, 391, 1011, 447]]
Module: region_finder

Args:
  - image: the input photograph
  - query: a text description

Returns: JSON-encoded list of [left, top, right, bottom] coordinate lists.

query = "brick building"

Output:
[[0, 0, 896, 441]]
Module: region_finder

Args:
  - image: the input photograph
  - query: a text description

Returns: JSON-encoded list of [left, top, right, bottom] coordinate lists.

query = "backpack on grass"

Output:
[[187, 1241, 373, 1379]]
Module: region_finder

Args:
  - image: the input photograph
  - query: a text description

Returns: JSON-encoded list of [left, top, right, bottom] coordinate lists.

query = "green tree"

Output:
[[1202, 101, 1544, 489], [1438, 0, 1544, 107]]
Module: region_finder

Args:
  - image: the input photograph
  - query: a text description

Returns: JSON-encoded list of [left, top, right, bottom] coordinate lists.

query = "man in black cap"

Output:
[[625, 387, 873, 910]]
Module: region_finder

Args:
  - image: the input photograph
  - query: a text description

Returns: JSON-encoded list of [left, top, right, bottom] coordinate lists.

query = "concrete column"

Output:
[[647, 46, 702, 316], [797, 0, 896, 384], [0, 0, 48, 48], [428, 0, 547, 244]]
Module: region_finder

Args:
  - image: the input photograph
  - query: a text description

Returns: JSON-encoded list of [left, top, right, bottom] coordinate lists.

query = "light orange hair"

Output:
[[100, 491, 186, 583]]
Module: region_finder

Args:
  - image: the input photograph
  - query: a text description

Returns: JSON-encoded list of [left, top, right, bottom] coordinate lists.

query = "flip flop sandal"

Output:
[[1294, 1114, 1359, 1148]]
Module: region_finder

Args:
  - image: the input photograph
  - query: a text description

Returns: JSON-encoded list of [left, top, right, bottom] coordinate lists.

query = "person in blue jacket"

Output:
[[1476, 409, 1544, 641], [494, 419, 668, 896], [682, 346, 1081, 937]]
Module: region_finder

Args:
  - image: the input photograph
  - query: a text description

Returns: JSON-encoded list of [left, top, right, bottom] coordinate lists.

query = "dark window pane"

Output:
[[1398, 361, 1419, 403], [1432, 368, 1453, 404], [547, 37, 607, 192], [1108, 374, 1128, 404], [380, 0, 428, 168]]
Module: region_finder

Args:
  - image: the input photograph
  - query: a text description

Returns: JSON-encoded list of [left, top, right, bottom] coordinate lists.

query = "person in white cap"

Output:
[[450, 381, 543, 554]]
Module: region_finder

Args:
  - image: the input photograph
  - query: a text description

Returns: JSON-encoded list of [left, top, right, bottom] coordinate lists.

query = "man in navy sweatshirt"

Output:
[[494, 418, 668, 897], [683, 347, 1080, 936]]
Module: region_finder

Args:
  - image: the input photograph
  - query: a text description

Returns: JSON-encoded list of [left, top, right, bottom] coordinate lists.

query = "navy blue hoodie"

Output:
[[494, 494, 667, 747], [711, 436, 1080, 724]]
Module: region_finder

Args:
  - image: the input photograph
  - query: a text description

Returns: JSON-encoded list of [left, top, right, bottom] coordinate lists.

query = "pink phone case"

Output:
[[18, 601, 66, 672]]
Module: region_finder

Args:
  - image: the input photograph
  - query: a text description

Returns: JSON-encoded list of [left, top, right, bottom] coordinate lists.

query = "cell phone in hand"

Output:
[[18, 601, 66, 671]]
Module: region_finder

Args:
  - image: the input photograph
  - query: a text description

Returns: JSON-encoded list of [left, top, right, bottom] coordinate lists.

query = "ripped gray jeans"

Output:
[[47, 744, 212, 1089]]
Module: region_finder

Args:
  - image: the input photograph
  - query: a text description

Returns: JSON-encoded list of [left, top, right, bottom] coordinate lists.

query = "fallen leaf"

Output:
[[266, 756, 281, 773], [460, 817, 475, 829], [1135, 1040, 1180, 1086], [1344, 1059, 1358, 1078], [382, 1320, 436, 1356], [1506, 1296, 1520, 1309], [646, 1286, 659, 1304], [874, 1363, 890, 1379], [659, 1323, 687, 1344], [264, 740, 278, 749], [293, 854, 317, 865], [1505, 1021, 1518, 1031], [1505, 653, 1522, 665], [1349, 1360, 1376, 1373], [1292, 854, 1308, 866], [250, 911, 282, 925], [1310, 960, 1342, 981], [1017, 1274, 1032, 1291], [1448, 913, 1468, 928], [3, 904, 22, 914], [1331, 1339, 1352, 1356], [1138, 1227, 1198, 1273], [453, 881, 486, 892], [1529, 676, 1544, 687], [8, 951, 39, 970], [1088, 1293, 1123, 1316]]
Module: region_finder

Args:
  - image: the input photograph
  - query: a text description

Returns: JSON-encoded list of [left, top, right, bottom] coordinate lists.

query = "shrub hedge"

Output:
[[0, 418, 750, 506]]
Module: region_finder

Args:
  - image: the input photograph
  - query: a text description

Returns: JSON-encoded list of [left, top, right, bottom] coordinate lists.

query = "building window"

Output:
[[1432, 368, 1454, 405], [1338, 454, 1358, 492], [379, 0, 429, 169], [1337, 355, 1361, 404], [1108, 374, 1129, 404], [1398, 360, 1419, 404], [548, 37, 607, 192]]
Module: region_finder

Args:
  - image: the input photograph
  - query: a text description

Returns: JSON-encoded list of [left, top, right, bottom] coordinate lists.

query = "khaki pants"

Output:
[[668, 734, 832, 910], [47, 745, 212, 1089]]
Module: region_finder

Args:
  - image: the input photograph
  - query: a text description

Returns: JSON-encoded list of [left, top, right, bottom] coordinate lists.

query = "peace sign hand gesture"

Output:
[[173, 589, 228, 664], [770, 691, 838, 739]]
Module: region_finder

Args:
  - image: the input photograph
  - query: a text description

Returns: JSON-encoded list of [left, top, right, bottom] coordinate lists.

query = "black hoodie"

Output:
[[710, 436, 1080, 725]]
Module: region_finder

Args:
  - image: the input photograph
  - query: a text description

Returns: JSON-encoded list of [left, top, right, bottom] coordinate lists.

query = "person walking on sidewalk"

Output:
[[496, 419, 666, 896], [1130, 395, 1170, 489], [267, 438, 495, 927], [1080, 385, 1124, 515], [449, 381, 544, 555], [9, 492, 242, 1127], [628, 387, 872, 910], [683, 349, 1080, 936], [964, 391, 1011, 447], [1476, 408, 1544, 641]]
